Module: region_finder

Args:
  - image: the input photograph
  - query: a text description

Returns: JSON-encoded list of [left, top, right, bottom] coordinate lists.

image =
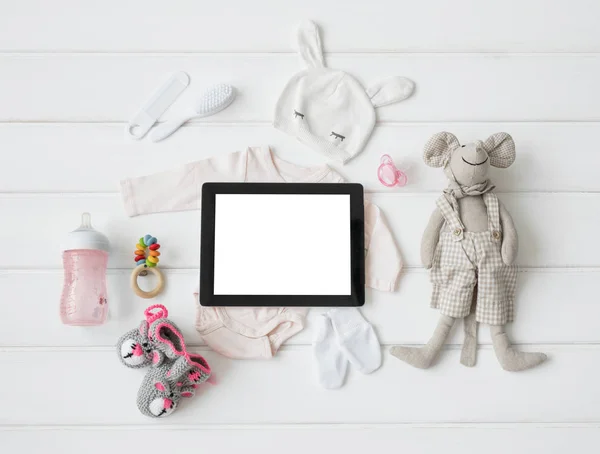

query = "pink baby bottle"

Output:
[[60, 212, 110, 325]]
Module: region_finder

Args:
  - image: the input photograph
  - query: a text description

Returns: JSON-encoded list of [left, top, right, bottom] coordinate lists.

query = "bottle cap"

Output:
[[63, 212, 110, 252]]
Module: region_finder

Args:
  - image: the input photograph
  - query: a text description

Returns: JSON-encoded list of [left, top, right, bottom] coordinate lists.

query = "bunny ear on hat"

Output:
[[366, 77, 415, 108], [297, 20, 325, 68]]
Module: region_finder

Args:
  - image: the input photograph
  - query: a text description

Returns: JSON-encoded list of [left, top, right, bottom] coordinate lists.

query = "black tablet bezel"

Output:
[[200, 182, 365, 307]]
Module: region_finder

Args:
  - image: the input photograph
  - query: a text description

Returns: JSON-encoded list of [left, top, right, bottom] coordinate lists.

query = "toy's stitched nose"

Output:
[[475, 148, 487, 159], [133, 344, 144, 356], [163, 398, 173, 409], [464, 146, 487, 163]]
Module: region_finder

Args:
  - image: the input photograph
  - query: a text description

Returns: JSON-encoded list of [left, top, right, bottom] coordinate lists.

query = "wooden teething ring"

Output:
[[131, 266, 164, 299], [131, 234, 165, 299]]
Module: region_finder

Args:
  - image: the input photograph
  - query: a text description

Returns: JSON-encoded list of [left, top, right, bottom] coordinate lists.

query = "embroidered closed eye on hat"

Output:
[[274, 20, 415, 164]]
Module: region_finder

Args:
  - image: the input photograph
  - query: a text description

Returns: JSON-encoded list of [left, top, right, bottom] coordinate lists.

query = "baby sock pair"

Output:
[[117, 305, 211, 417], [313, 307, 381, 389]]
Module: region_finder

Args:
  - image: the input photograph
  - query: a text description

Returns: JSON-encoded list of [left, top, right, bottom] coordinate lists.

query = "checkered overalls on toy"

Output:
[[430, 192, 517, 325]]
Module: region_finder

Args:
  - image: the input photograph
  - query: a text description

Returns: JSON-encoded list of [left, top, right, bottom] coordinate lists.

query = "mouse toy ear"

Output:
[[483, 132, 516, 168], [423, 132, 460, 168], [366, 77, 415, 108], [297, 20, 325, 69]]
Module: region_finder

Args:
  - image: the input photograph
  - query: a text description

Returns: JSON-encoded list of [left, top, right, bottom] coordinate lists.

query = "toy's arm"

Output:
[[499, 201, 518, 265], [421, 208, 444, 269]]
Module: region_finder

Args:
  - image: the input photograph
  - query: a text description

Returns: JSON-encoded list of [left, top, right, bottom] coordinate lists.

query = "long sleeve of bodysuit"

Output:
[[120, 150, 248, 217], [364, 200, 402, 292]]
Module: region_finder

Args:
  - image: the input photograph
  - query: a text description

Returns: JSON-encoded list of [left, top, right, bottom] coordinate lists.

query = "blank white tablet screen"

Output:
[[213, 194, 351, 295]]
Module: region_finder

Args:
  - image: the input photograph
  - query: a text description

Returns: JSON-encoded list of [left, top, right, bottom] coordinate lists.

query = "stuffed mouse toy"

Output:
[[390, 132, 547, 371]]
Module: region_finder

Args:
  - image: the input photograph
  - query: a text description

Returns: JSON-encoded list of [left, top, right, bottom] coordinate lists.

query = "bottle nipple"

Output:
[[80, 212, 92, 229]]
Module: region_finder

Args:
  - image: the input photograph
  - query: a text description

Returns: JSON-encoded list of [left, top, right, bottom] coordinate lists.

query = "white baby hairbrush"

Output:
[[149, 84, 236, 142]]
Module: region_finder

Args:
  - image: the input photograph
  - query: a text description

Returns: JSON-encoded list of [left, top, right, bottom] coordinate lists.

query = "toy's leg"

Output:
[[390, 315, 456, 369], [490, 325, 547, 371], [460, 312, 478, 367], [460, 294, 478, 367]]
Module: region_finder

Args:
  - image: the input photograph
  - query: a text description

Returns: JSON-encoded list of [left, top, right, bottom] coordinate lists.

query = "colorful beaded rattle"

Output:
[[131, 234, 165, 299]]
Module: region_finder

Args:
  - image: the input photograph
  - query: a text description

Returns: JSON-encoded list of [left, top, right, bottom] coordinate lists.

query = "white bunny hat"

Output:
[[274, 20, 415, 164]]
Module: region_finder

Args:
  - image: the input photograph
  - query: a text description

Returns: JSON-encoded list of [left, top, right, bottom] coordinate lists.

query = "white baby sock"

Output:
[[312, 314, 348, 389], [328, 307, 382, 374]]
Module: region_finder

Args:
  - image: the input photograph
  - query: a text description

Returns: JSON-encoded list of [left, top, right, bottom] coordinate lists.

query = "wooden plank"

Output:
[[0, 193, 596, 269], [1, 1, 599, 52], [0, 269, 597, 347], [2, 55, 600, 122], [0, 346, 595, 424], [3, 426, 600, 454], [1, 123, 599, 193]]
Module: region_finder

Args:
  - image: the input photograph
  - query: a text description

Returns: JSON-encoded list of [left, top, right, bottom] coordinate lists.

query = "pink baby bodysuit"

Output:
[[121, 146, 401, 359]]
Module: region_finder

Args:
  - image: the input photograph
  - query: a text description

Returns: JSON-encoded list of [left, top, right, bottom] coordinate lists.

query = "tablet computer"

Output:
[[200, 182, 365, 307]]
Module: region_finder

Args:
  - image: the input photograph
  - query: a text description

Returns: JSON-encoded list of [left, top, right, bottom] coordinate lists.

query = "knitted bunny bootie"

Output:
[[116, 305, 183, 368], [137, 354, 211, 418]]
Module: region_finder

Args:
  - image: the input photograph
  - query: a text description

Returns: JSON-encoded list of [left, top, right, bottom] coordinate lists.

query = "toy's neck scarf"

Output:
[[443, 166, 495, 208]]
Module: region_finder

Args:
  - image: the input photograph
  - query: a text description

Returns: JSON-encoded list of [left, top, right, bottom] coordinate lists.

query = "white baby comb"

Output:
[[126, 71, 190, 140], [149, 84, 237, 142]]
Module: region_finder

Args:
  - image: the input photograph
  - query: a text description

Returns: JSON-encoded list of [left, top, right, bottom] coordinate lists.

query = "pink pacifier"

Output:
[[377, 155, 407, 187]]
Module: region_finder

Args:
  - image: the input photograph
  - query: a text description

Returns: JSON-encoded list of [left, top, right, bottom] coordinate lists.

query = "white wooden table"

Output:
[[1, 1, 599, 452]]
